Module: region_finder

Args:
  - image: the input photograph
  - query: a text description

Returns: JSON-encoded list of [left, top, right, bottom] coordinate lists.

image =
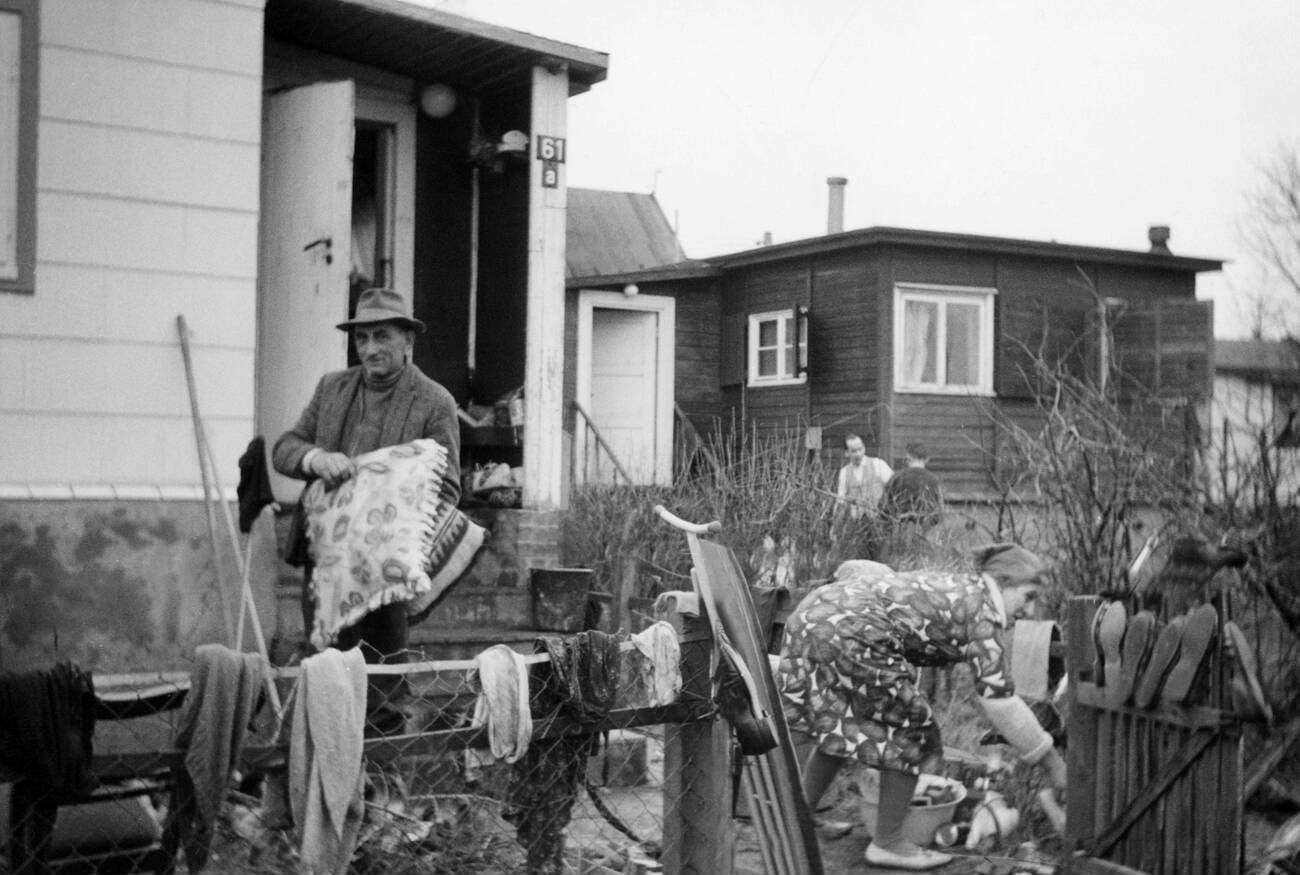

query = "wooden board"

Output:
[[687, 534, 824, 875]]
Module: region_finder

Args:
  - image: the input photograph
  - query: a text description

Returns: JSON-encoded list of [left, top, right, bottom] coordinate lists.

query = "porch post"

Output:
[[522, 64, 569, 510]]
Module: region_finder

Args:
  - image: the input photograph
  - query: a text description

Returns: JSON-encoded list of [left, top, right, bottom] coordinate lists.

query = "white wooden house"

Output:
[[0, 0, 608, 670], [1207, 339, 1300, 504]]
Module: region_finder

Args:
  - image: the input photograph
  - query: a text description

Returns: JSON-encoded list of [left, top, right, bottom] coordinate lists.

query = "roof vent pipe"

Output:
[[827, 176, 847, 234], [1148, 224, 1171, 254]]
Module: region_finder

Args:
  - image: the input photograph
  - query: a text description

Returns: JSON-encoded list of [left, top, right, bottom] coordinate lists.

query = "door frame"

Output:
[[354, 93, 415, 301], [575, 290, 676, 485]]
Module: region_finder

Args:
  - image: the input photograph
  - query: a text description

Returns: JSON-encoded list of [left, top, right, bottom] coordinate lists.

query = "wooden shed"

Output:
[[568, 224, 1221, 499]]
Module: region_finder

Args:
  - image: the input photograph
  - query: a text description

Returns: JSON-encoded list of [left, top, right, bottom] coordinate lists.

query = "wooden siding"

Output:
[[696, 238, 1212, 499], [890, 394, 999, 497], [0, 0, 264, 489], [1096, 263, 1196, 301], [807, 249, 887, 452], [994, 258, 1095, 398], [673, 283, 722, 429], [1112, 299, 1214, 399]]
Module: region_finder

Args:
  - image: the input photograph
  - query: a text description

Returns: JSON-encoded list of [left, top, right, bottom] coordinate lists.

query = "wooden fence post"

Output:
[[1066, 595, 1103, 852], [660, 597, 733, 875]]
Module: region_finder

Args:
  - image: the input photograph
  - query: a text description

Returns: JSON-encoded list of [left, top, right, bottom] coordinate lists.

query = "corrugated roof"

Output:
[[1215, 339, 1300, 381], [265, 0, 608, 101], [565, 188, 687, 279]]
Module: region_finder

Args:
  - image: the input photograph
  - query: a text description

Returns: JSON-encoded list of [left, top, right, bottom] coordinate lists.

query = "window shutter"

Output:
[[1111, 299, 1213, 400], [720, 313, 746, 386], [997, 300, 1088, 398], [794, 305, 810, 380]]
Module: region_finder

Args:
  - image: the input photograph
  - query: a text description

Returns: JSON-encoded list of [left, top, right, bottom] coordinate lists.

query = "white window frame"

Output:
[[892, 282, 996, 395], [0, 0, 36, 294], [747, 308, 807, 387]]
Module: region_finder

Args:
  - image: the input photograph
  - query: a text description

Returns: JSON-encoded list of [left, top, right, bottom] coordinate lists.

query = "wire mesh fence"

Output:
[[2, 618, 719, 875]]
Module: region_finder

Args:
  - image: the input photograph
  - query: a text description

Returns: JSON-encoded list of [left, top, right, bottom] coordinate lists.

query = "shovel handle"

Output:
[[653, 505, 721, 535]]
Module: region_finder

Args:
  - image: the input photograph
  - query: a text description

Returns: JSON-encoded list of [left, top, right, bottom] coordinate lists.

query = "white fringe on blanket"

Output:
[[303, 438, 486, 650]]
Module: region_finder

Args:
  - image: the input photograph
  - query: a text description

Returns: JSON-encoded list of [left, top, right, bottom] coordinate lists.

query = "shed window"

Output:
[[894, 283, 995, 394], [0, 0, 37, 294], [748, 308, 807, 386]]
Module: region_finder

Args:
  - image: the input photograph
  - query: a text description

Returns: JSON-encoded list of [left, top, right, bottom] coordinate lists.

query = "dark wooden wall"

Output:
[[564, 280, 723, 442], [698, 242, 1208, 499]]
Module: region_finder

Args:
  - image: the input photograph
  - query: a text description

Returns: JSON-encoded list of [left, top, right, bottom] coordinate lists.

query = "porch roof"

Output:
[[264, 0, 609, 100]]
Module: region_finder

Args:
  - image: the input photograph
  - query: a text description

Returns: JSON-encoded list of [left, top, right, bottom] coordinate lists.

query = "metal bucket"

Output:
[[530, 567, 594, 632]]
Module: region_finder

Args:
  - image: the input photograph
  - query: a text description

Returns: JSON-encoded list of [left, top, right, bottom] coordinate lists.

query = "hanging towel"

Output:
[[630, 621, 682, 707], [237, 435, 277, 533], [170, 644, 265, 871], [0, 661, 96, 797], [472, 644, 532, 763], [290, 647, 367, 875], [302, 439, 487, 649]]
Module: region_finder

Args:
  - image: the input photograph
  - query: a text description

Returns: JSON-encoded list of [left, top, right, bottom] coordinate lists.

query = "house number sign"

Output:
[[536, 135, 565, 188]]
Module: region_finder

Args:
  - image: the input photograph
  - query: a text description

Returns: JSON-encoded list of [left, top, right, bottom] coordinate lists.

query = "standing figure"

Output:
[[273, 286, 460, 733], [835, 433, 893, 521], [881, 442, 945, 528], [777, 544, 1067, 870]]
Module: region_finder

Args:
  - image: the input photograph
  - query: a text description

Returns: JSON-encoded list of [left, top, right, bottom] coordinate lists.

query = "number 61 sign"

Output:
[[536, 135, 565, 188]]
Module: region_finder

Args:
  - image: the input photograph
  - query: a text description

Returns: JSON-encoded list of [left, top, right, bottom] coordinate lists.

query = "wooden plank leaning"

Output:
[[176, 314, 283, 720], [653, 504, 823, 875]]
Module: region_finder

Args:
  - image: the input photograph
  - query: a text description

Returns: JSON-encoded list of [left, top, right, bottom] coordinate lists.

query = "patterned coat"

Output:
[[777, 568, 1013, 774]]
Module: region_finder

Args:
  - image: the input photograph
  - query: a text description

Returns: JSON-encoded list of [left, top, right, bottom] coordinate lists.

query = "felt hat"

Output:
[[336, 287, 426, 333], [971, 543, 1048, 585]]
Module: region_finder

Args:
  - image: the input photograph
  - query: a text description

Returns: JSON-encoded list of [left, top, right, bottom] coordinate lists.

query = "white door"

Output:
[[576, 292, 676, 485], [256, 81, 355, 503]]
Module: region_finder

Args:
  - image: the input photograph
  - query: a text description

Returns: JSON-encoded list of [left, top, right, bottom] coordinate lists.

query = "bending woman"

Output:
[[777, 544, 1067, 871]]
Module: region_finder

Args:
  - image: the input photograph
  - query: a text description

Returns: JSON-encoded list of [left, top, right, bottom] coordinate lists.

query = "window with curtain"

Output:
[[894, 283, 995, 394], [1, 0, 37, 294], [747, 308, 807, 386]]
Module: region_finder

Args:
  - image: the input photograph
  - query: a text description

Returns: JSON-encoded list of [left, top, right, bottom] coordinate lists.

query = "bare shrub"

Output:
[[563, 423, 888, 606]]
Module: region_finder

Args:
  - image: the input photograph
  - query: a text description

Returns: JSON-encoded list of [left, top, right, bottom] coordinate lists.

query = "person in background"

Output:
[[835, 433, 893, 521], [273, 286, 459, 734], [881, 442, 944, 528], [777, 544, 1067, 870]]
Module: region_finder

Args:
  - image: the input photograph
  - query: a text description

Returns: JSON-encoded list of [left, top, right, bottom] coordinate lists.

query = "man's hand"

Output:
[[308, 451, 355, 489]]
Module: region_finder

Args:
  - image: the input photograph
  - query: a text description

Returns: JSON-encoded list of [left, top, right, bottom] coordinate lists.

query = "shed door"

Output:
[[592, 309, 657, 481], [256, 81, 355, 503], [576, 291, 676, 485]]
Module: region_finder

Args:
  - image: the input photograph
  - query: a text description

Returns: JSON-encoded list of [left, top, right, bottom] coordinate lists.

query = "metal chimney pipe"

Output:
[[1148, 225, 1171, 254], [827, 176, 847, 234]]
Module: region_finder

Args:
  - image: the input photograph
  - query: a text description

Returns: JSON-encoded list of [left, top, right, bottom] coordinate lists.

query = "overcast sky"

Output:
[[435, 0, 1300, 339]]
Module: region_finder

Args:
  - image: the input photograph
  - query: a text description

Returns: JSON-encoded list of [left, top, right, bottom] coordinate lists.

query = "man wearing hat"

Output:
[[273, 287, 460, 731]]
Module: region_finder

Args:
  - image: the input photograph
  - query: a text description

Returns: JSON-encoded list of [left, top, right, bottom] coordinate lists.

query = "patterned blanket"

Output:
[[303, 439, 487, 650]]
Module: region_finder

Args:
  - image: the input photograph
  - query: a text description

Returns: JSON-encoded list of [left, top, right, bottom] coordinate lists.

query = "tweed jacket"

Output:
[[272, 364, 461, 503]]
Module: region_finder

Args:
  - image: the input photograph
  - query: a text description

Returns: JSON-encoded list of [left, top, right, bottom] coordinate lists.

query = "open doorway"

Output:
[[347, 123, 394, 367]]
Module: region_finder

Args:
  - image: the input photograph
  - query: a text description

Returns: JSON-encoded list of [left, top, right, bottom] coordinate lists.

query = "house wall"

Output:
[[1207, 374, 1300, 504], [0, 0, 267, 673], [710, 242, 1208, 499], [0, 0, 265, 493]]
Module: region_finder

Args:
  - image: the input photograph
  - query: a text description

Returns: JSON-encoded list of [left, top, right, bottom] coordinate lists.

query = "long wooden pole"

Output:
[[177, 315, 283, 718], [176, 315, 235, 644]]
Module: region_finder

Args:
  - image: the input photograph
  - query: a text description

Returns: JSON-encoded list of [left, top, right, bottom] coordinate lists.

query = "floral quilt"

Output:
[[303, 439, 486, 650]]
